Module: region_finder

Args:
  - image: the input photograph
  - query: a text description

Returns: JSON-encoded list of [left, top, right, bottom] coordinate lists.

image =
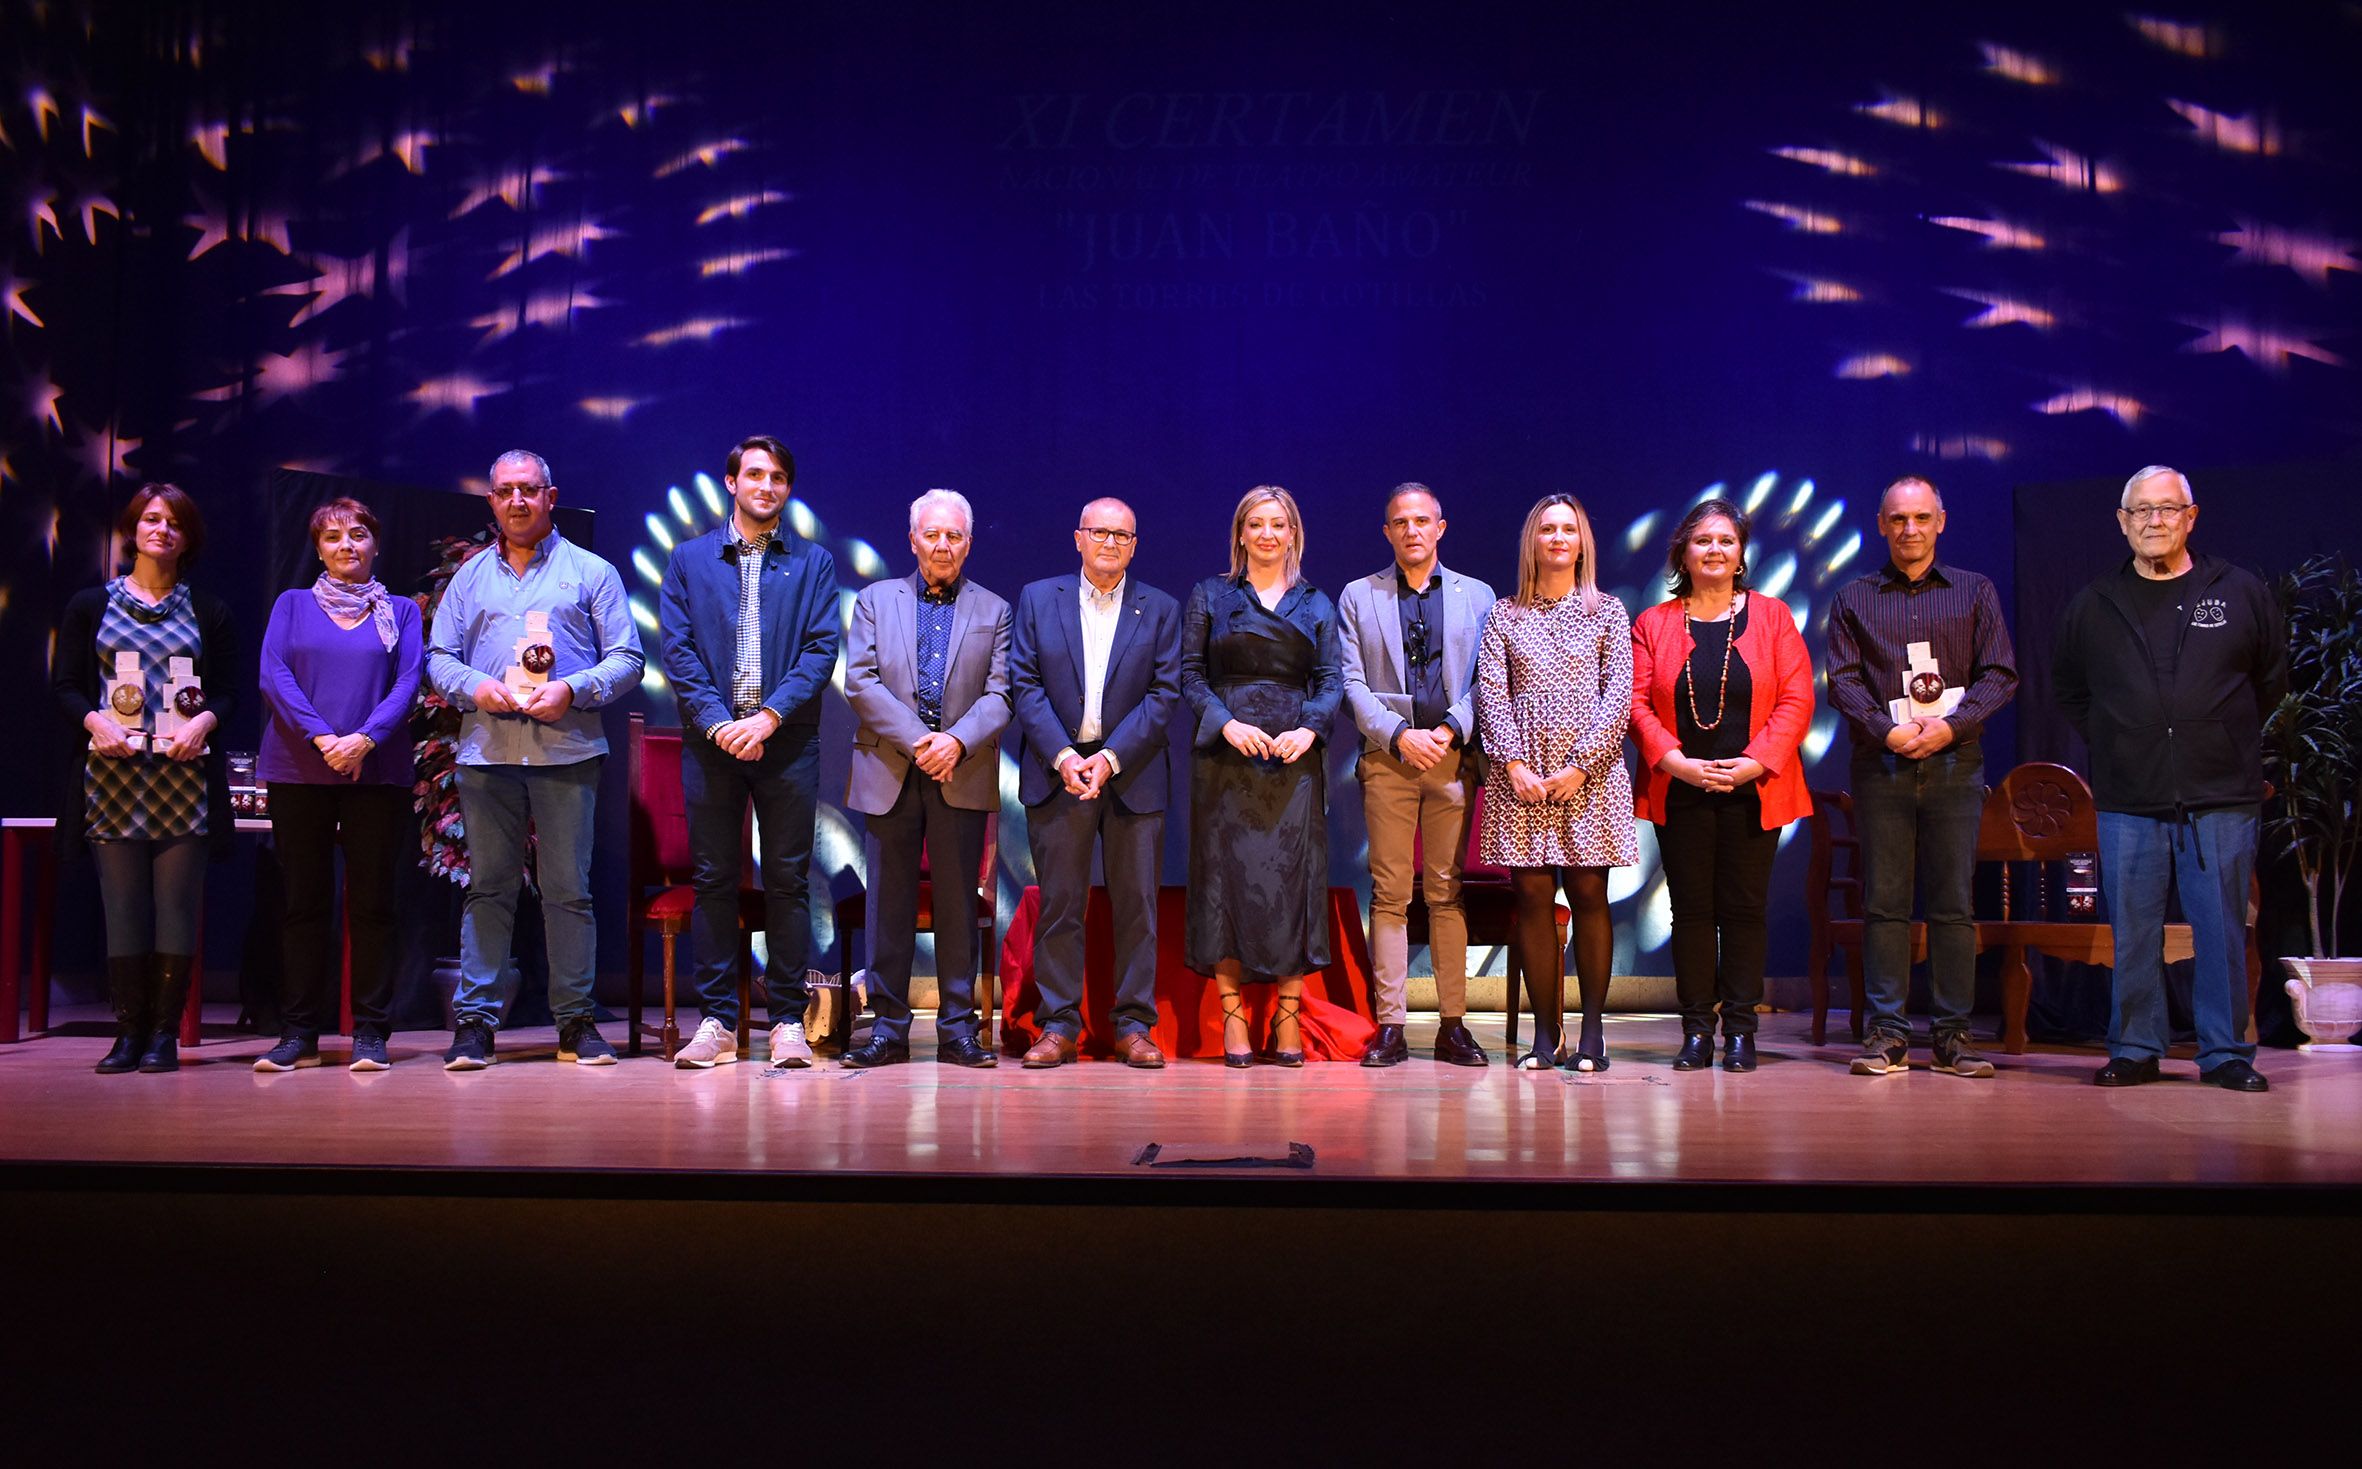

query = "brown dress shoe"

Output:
[[1022, 1029, 1079, 1069], [1432, 1020, 1490, 1067], [1115, 1031, 1166, 1069]]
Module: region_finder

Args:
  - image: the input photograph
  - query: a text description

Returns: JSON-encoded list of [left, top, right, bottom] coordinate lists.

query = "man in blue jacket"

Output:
[[658, 436, 843, 1069], [2053, 465, 2287, 1092], [1007, 498, 1183, 1068]]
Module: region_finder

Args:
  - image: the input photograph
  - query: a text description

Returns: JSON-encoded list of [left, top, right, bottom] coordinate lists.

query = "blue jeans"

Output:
[[681, 725, 819, 1030], [1853, 745, 1984, 1040], [2096, 806, 2257, 1070], [452, 758, 603, 1029]]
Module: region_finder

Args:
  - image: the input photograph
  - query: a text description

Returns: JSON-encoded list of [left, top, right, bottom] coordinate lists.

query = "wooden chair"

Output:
[[1403, 787, 1566, 1048], [1805, 761, 2263, 1053], [832, 813, 999, 1053], [624, 714, 766, 1061]]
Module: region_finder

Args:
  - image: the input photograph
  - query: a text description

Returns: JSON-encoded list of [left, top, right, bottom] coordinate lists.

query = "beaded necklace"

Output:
[[1681, 593, 1743, 731]]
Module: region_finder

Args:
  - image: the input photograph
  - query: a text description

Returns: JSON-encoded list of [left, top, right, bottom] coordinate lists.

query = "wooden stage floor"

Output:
[[5, 1007, 2358, 1199]]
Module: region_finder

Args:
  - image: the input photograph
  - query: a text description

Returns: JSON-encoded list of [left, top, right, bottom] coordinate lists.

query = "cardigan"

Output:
[[52, 583, 243, 858], [1630, 593, 1816, 830]]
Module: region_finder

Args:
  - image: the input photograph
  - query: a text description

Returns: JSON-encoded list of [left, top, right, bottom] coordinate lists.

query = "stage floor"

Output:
[[4, 1007, 2357, 1196]]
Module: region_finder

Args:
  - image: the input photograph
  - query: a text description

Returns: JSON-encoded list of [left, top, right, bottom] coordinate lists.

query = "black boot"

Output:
[[95, 953, 152, 1075], [138, 953, 194, 1074]]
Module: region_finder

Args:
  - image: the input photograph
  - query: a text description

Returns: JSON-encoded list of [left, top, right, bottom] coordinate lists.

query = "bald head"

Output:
[[1075, 496, 1139, 590]]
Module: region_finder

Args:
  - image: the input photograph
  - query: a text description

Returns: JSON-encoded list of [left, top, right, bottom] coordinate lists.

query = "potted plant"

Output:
[[2264, 554, 2362, 1050]]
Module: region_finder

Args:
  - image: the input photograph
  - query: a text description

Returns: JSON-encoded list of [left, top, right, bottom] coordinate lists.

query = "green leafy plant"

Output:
[[2263, 555, 2362, 959]]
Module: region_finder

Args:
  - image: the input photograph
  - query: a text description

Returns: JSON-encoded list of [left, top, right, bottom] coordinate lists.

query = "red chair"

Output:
[[832, 814, 999, 1052], [625, 714, 766, 1061], [1404, 787, 1566, 1048]]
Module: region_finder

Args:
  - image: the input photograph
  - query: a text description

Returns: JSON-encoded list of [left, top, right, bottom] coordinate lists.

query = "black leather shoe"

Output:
[[839, 1037, 909, 1069], [2199, 1059, 2270, 1092], [1672, 1033, 1714, 1071], [1432, 1020, 1490, 1068], [1360, 1024, 1410, 1068], [936, 1035, 999, 1068], [1721, 1034, 1758, 1072], [2093, 1055, 2161, 1087]]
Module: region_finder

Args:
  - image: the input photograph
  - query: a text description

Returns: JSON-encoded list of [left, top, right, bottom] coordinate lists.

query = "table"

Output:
[[997, 885, 1379, 1061]]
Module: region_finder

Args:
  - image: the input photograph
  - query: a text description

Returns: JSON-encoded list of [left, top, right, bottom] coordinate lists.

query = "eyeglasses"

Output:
[[1079, 527, 1137, 545], [2120, 502, 2192, 522]]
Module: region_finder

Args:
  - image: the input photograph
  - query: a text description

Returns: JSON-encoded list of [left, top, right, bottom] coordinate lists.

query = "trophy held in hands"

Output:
[[1887, 640, 1962, 727], [505, 610, 556, 704]]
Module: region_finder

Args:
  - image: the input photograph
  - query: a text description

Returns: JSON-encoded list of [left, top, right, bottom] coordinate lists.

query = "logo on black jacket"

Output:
[[2192, 597, 2229, 629]]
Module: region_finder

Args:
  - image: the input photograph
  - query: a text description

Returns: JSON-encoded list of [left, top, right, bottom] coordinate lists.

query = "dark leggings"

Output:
[[1656, 784, 1778, 1037], [1509, 865, 1613, 1056], [90, 835, 207, 958]]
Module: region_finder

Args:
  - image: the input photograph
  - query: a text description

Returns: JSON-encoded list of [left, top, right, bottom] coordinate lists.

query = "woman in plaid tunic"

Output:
[[53, 485, 240, 1075]]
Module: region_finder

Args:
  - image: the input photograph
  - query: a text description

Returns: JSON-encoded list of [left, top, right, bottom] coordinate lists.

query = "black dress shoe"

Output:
[[936, 1035, 999, 1068], [1672, 1033, 1714, 1071], [1432, 1021, 1490, 1068], [839, 1037, 909, 1069], [1360, 1024, 1410, 1068], [1721, 1034, 1758, 1072], [2199, 1059, 2270, 1092], [2093, 1055, 2160, 1087]]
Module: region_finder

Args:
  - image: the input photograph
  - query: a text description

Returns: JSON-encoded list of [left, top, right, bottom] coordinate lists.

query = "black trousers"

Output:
[[1656, 783, 1778, 1037], [866, 771, 987, 1045], [266, 781, 411, 1036]]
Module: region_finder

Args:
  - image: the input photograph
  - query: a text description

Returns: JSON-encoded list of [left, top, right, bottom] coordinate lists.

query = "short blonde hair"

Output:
[[1226, 485, 1304, 586], [1514, 493, 1603, 612]]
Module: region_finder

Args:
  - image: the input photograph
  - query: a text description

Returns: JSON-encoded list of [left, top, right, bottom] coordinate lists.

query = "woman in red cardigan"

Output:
[[1630, 498, 1815, 1072]]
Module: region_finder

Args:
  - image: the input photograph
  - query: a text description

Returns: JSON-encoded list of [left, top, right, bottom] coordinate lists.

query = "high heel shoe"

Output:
[[1261, 995, 1305, 1068], [1220, 994, 1256, 1069], [1564, 1017, 1610, 1073]]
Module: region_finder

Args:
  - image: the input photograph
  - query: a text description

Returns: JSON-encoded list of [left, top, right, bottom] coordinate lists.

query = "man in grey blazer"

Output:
[[1338, 483, 1496, 1067], [841, 488, 1013, 1068], [1008, 498, 1184, 1069]]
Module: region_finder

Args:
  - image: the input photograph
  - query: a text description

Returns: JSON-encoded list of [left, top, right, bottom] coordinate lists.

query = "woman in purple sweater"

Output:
[[253, 498, 423, 1073]]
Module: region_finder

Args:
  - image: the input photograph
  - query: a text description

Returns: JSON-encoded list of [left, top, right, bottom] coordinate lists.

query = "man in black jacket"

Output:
[[2052, 466, 2287, 1091]]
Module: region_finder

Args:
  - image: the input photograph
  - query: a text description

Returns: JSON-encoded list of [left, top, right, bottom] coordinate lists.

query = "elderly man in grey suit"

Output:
[[1008, 497, 1184, 1070], [1339, 482, 1496, 1067], [841, 488, 1013, 1068]]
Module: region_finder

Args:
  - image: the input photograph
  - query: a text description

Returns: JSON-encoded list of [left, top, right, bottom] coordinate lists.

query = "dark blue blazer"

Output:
[[1009, 574, 1183, 813], [658, 524, 842, 734]]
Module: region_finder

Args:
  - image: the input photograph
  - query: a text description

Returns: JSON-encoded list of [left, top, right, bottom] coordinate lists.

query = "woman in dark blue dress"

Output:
[[1181, 486, 1342, 1067]]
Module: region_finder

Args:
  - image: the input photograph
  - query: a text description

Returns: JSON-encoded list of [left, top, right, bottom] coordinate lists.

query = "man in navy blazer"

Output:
[[656, 435, 842, 1069], [1008, 498, 1184, 1068], [840, 488, 1012, 1069]]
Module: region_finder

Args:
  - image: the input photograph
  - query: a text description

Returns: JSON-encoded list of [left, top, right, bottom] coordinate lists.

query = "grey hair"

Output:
[[2122, 465, 2194, 507], [490, 449, 553, 487], [909, 487, 974, 536], [1385, 481, 1442, 518], [1879, 476, 1944, 513]]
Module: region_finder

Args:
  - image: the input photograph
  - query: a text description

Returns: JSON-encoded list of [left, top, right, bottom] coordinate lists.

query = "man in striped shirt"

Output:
[[1825, 476, 2018, 1078]]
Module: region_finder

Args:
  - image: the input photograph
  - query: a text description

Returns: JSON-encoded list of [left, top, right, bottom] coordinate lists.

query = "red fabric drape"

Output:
[[999, 886, 1378, 1061]]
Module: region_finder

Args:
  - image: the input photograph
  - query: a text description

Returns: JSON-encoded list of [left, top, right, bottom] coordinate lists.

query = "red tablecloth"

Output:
[[999, 885, 1378, 1061]]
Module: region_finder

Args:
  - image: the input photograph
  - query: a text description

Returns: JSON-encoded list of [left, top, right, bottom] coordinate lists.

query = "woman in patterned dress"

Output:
[[1477, 494, 1637, 1071], [52, 485, 240, 1075], [1181, 486, 1343, 1067], [1630, 498, 1816, 1074]]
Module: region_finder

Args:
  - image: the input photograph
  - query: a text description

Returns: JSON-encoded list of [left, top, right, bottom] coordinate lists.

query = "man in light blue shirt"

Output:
[[427, 449, 644, 1070]]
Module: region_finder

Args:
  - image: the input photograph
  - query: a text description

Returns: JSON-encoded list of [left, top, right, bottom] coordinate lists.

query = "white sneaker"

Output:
[[674, 1017, 738, 1069], [768, 1020, 814, 1069]]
